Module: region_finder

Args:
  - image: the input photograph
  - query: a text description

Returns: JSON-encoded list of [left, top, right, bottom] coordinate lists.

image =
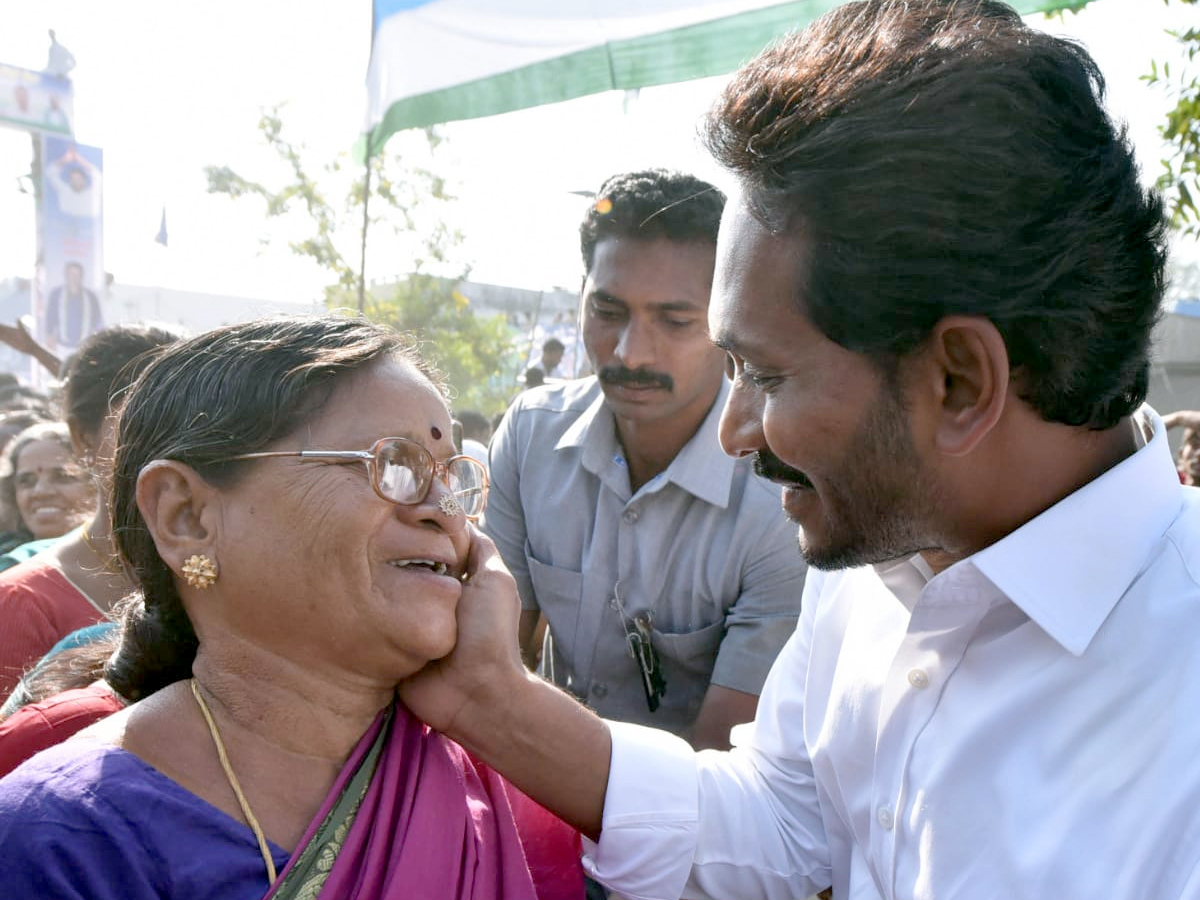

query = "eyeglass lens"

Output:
[[374, 439, 486, 517]]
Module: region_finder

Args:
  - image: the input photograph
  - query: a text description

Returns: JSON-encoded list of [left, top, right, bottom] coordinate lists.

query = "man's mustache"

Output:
[[598, 366, 673, 392], [753, 449, 811, 486]]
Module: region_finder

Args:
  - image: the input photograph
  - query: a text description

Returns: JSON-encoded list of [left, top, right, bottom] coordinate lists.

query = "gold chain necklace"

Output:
[[190, 678, 278, 884]]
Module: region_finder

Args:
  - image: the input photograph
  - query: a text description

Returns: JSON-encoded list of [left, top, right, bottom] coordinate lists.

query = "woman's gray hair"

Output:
[[105, 314, 437, 700]]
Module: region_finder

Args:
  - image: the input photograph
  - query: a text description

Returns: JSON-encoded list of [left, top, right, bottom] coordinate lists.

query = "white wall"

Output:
[[107, 283, 322, 335]]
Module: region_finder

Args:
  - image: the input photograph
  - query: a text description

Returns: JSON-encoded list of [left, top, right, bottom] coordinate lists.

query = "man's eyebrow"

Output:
[[651, 300, 706, 314], [589, 290, 706, 315], [588, 290, 627, 307], [711, 334, 739, 353]]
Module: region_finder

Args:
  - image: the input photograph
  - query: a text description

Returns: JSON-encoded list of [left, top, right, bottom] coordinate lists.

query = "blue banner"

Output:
[[37, 136, 104, 357]]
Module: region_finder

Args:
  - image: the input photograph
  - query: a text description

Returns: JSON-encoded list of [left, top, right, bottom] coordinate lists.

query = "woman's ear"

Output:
[[925, 316, 1010, 457], [135, 460, 218, 577]]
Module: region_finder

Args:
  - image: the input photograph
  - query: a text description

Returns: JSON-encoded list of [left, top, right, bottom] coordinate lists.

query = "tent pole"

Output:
[[357, 134, 372, 313]]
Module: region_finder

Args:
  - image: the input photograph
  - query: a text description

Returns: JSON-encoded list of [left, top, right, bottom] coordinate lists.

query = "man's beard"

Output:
[[790, 385, 943, 571]]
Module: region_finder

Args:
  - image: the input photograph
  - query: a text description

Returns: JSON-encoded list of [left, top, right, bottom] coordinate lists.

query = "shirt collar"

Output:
[[661, 379, 738, 507], [556, 380, 611, 458], [970, 406, 1184, 656], [555, 377, 738, 508]]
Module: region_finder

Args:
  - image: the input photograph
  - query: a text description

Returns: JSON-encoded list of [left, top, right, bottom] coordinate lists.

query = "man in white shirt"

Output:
[[539, 338, 564, 380], [400, 1, 1196, 897], [45, 149, 101, 220]]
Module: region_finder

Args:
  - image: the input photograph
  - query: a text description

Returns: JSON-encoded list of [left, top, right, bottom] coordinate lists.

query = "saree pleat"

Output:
[[264, 701, 583, 900]]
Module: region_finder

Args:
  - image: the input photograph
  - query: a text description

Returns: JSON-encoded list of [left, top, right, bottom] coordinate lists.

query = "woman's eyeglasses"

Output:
[[223, 437, 489, 520]]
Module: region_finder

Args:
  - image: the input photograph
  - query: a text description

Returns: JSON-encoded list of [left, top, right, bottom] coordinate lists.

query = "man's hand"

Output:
[[399, 527, 528, 735], [400, 526, 613, 839], [689, 684, 760, 751], [0, 318, 41, 357], [1164, 410, 1200, 432], [0, 318, 61, 377]]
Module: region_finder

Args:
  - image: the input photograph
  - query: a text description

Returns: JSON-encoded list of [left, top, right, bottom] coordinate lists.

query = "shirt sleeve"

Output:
[[0, 690, 122, 779], [0, 782, 162, 899], [708, 480, 807, 696], [582, 721, 699, 900], [45, 164, 69, 206], [586, 572, 832, 900], [0, 584, 61, 698], [0, 706, 64, 778], [481, 400, 539, 612]]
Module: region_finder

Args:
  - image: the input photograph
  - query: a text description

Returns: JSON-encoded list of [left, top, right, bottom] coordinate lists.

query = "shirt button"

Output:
[[907, 669, 929, 689], [609, 596, 619, 610], [622, 510, 639, 524], [877, 805, 894, 830], [591, 682, 608, 698]]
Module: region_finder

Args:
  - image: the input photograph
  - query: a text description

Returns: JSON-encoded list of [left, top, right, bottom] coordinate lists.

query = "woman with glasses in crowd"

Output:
[[0, 315, 581, 900]]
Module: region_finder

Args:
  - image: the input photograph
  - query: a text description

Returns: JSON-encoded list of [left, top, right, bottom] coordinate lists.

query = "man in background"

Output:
[[44, 262, 103, 356], [483, 168, 806, 750], [522, 366, 546, 390], [539, 338, 565, 380], [455, 409, 492, 469]]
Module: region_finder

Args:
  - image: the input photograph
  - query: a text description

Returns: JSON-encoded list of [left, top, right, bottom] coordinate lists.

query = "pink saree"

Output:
[[264, 702, 584, 900]]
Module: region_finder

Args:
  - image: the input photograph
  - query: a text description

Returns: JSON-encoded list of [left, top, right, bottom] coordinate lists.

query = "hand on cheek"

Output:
[[400, 527, 526, 734]]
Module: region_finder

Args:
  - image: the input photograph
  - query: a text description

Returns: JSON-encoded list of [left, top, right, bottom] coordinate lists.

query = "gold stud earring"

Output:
[[182, 554, 218, 590]]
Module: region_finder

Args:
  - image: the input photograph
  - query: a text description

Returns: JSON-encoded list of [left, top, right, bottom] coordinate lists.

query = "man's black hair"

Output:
[[704, 0, 1167, 429], [579, 169, 726, 274]]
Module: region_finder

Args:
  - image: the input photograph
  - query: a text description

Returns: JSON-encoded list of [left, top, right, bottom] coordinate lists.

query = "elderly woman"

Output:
[[0, 316, 580, 899]]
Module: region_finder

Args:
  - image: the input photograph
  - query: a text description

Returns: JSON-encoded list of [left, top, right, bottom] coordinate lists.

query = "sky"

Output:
[[0, 0, 1196, 307]]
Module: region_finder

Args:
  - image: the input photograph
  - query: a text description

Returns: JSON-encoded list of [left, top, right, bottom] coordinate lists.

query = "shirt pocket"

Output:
[[525, 550, 583, 614], [525, 552, 585, 680], [650, 619, 726, 680]]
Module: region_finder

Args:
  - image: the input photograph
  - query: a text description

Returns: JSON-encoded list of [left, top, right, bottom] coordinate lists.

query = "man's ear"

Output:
[[922, 316, 1010, 457], [135, 460, 219, 577]]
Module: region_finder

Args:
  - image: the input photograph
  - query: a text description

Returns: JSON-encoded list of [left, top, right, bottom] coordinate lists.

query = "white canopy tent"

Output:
[[362, 0, 1083, 153]]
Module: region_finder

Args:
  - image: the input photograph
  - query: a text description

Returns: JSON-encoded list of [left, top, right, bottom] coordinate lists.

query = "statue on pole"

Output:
[[44, 30, 75, 79]]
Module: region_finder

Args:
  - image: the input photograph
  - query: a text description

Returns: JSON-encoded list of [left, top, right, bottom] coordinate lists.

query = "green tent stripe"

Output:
[[364, 0, 1091, 155]]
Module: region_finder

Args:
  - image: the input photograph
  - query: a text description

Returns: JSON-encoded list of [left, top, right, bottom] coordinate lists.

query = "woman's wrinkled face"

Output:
[[211, 358, 471, 682], [13, 439, 94, 539]]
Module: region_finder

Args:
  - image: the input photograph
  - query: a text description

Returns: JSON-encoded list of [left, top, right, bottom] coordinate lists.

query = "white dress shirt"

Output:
[[586, 407, 1200, 899]]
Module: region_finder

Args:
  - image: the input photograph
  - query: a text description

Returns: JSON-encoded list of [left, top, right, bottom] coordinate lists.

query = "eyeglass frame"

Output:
[[219, 436, 489, 520]]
